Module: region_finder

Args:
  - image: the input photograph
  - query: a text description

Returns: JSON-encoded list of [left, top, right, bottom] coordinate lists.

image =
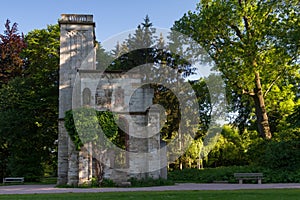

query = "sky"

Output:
[[1, 0, 199, 42], [1, 0, 215, 80]]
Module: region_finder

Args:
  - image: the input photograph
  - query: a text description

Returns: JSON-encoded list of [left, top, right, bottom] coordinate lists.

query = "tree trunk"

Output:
[[252, 71, 272, 139]]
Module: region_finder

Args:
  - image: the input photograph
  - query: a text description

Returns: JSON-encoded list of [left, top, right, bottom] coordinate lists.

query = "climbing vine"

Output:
[[64, 107, 120, 151]]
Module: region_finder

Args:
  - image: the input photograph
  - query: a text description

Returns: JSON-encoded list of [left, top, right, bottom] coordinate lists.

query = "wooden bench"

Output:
[[3, 177, 24, 184], [119, 181, 131, 187], [234, 173, 263, 184]]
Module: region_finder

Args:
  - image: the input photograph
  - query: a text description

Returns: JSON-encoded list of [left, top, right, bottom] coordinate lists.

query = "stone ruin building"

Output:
[[57, 14, 167, 186]]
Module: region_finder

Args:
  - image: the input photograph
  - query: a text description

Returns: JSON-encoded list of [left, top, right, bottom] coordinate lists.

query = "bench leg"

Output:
[[258, 179, 262, 184], [239, 179, 243, 184]]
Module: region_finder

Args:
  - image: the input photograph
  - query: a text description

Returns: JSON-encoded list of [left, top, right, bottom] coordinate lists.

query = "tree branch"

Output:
[[238, 0, 242, 7], [230, 24, 243, 40], [243, 16, 250, 35], [242, 89, 255, 96], [263, 73, 281, 98]]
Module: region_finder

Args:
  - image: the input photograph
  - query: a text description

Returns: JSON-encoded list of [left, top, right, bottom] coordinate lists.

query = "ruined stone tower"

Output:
[[57, 14, 95, 186], [57, 14, 166, 186]]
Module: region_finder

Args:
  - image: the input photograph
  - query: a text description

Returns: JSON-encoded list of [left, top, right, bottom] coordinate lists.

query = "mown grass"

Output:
[[0, 189, 299, 200]]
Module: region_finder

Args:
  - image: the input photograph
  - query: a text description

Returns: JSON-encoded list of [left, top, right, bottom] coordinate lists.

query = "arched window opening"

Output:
[[82, 88, 91, 106]]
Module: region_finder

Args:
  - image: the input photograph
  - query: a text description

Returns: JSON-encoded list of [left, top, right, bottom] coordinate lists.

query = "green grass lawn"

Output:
[[0, 189, 299, 200]]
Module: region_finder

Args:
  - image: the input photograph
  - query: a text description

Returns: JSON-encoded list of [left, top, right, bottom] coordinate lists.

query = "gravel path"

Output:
[[1, 183, 300, 194]]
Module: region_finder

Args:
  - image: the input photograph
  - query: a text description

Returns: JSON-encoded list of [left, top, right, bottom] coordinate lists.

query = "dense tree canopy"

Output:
[[0, 20, 26, 86], [0, 24, 59, 180], [172, 0, 300, 139]]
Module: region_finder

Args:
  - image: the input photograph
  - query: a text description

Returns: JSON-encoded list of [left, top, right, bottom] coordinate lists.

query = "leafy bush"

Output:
[[248, 138, 300, 171], [201, 125, 253, 168], [168, 166, 300, 183], [168, 166, 262, 183], [259, 168, 300, 183], [100, 178, 117, 187]]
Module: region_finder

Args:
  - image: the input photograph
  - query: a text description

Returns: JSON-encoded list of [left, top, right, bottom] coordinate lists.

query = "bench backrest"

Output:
[[3, 177, 24, 182], [234, 173, 263, 177]]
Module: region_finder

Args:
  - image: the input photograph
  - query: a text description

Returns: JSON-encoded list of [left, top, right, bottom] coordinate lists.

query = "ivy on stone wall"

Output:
[[64, 109, 83, 150], [64, 108, 121, 151]]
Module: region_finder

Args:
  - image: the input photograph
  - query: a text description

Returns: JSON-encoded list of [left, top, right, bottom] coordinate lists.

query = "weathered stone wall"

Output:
[[57, 120, 68, 185], [58, 14, 166, 186], [58, 14, 96, 186]]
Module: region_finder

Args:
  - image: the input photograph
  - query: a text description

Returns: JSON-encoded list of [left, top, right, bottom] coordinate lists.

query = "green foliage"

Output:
[[170, 125, 252, 170], [204, 125, 252, 167], [168, 166, 300, 183], [108, 15, 159, 71], [169, 166, 264, 183], [170, 127, 300, 183], [64, 110, 84, 150], [96, 110, 124, 149], [100, 178, 117, 187], [179, 138, 203, 169], [287, 105, 300, 128], [0, 24, 59, 181], [261, 168, 300, 183], [190, 78, 211, 136], [96, 43, 114, 70], [0, 20, 29, 180], [64, 108, 123, 151], [249, 139, 300, 171], [173, 0, 300, 138]]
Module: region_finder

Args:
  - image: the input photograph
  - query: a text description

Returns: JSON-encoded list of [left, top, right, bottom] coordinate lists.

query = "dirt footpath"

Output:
[[1, 183, 300, 194]]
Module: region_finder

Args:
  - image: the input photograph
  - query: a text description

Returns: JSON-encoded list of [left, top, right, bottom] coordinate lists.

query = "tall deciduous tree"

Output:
[[0, 19, 26, 180], [173, 0, 300, 139], [0, 24, 59, 180], [0, 19, 26, 86]]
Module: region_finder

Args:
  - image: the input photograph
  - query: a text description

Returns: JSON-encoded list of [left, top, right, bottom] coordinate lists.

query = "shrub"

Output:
[[248, 138, 300, 171], [168, 165, 300, 183], [100, 178, 117, 187]]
